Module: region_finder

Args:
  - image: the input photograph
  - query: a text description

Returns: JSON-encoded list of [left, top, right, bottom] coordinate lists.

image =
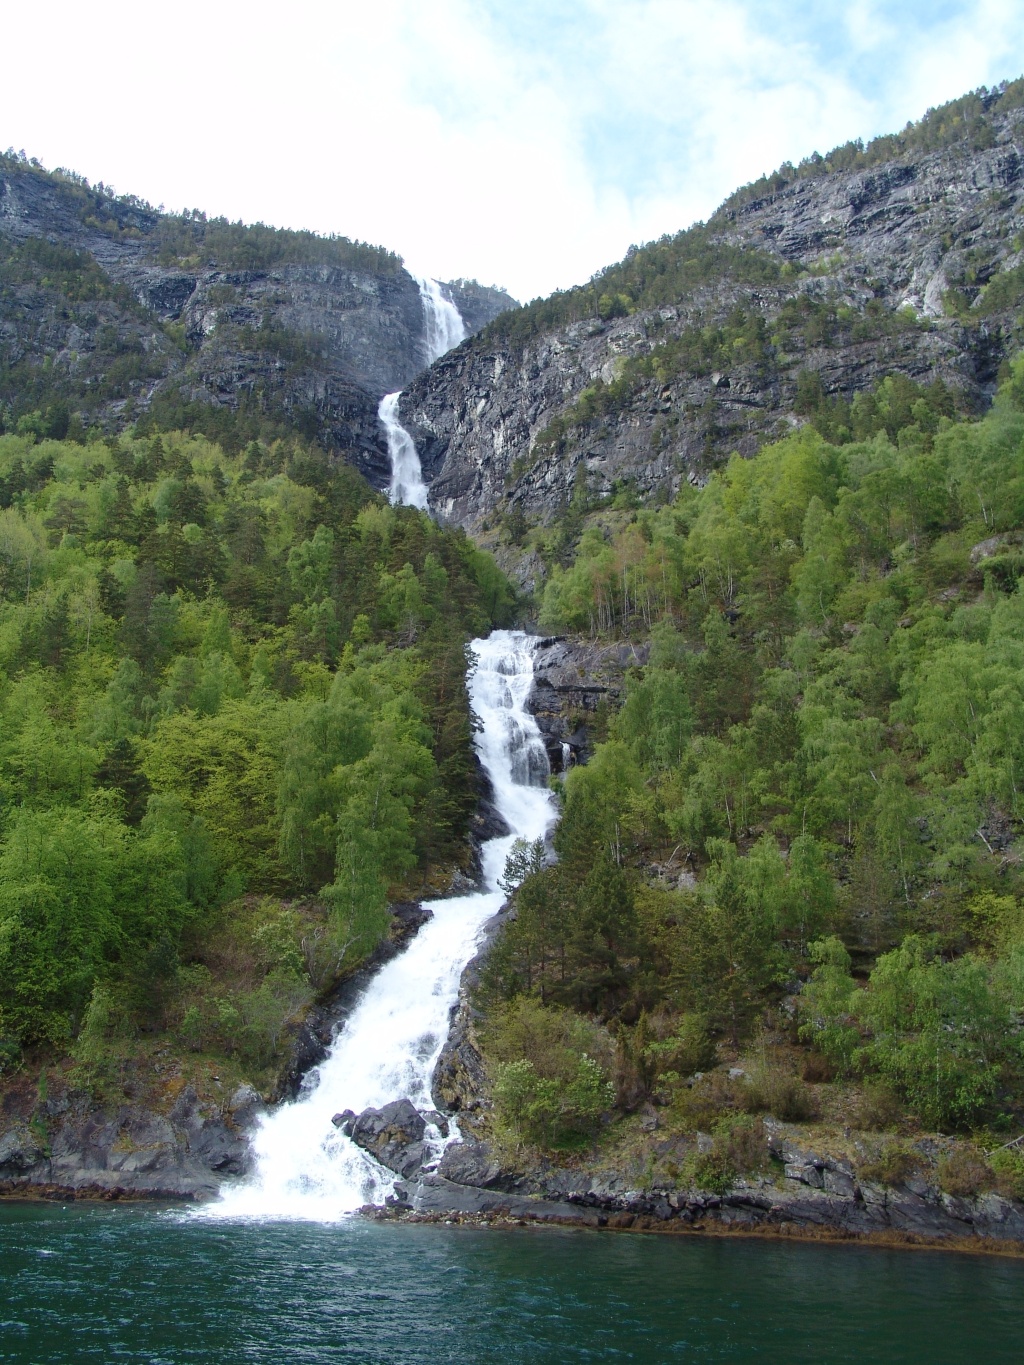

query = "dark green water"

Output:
[[1, 1204, 1021, 1363]]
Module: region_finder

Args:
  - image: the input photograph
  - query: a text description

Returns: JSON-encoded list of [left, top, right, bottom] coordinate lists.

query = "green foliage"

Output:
[[798, 937, 860, 1076], [936, 1145, 994, 1197], [684, 1115, 768, 1192], [501, 354, 1024, 1135], [483, 227, 783, 351], [857, 1141, 921, 1187], [492, 1054, 612, 1148], [857, 937, 1016, 1130], [0, 427, 511, 1053], [485, 997, 613, 1148]]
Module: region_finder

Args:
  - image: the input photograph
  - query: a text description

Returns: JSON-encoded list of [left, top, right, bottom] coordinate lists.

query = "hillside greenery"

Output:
[[0, 148, 401, 275], [0, 425, 513, 1078], [483, 356, 1024, 1142]]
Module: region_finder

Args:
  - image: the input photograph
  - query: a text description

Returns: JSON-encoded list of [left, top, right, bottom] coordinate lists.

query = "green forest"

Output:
[[0, 425, 513, 1082], [478, 356, 1024, 1181]]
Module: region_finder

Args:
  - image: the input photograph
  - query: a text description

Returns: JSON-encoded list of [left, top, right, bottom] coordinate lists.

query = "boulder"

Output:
[[349, 1099, 428, 1179], [437, 1141, 508, 1189]]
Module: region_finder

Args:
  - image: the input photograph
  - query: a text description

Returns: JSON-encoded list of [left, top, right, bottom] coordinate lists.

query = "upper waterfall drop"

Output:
[[380, 275, 466, 509], [203, 631, 555, 1222], [415, 274, 466, 365]]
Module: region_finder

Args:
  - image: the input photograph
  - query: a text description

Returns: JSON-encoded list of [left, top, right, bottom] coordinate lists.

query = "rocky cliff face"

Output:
[[398, 102, 1024, 532], [0, 158, 515, 486]]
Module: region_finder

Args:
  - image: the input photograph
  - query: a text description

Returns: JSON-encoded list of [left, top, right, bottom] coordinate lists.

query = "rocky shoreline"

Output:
[[0, 902, 432, 1202]]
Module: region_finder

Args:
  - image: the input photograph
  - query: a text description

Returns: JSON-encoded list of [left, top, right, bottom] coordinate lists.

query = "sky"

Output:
[[2, 1, 1023, 301]]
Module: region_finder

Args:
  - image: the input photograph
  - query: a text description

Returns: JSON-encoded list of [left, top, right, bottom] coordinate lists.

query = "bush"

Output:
[[741, 1056, 819, 1121], [492, 1054, 613, 1148], [615, 1010, 715, 1108], [856, 1080, 903, 1131], [672, 1069, 743, 1130], [989, 1147, 1024, 1201], [486, 998, 614, 1148], [683, 1116, 768, 1193], [937, 1146, 994, 1199], [801, 1052, 834, 1083], [686, 1146, 734, 1195], [857, 1141, 921, 1186]]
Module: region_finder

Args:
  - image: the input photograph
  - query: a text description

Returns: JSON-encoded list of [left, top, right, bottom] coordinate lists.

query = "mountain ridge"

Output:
[[0, 151, 515, 485], [395, 80, 1024, 541]]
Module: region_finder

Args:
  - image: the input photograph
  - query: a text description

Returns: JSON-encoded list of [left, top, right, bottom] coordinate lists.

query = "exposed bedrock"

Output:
[[398, 107, 1024, 531], [527, 635, 649, 771]]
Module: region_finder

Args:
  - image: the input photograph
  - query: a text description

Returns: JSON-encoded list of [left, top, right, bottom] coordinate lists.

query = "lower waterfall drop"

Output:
[[379, 391, 428, 510], [206, 631, 555, 1221]]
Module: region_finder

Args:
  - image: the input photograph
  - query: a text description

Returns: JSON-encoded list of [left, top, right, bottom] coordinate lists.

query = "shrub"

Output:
[[672, 1069, 743, 1130], [486, 997, 615, 1147], [937, 1146, 994, 1199], [989, 1147, 1024, 1201], [741, 1057, 819, 1121], [716, 1114, 769, 1175], [857, 1141, 921, 1186], [615, 1010, 715, 1108], [801, 1052, 834, 1083], [492, 1054, 613, 1148], [686, 1146, 734, 1195], [856, 1080, 903, 1131], [683, 1116, 768, 1194]]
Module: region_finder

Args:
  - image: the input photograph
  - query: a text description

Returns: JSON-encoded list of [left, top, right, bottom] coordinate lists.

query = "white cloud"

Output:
[[1, 0, 1022, 300]]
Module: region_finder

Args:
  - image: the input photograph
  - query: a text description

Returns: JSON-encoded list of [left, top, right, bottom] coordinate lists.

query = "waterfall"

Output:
[[415, 274, 466, 366], [206, 631, 555, 1221], [379, 392, 428, 510], [379, 275, 465, 510]]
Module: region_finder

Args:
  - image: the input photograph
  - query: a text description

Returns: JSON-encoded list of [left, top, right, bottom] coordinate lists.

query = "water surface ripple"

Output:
[[2, 1203, 1022, 1363]]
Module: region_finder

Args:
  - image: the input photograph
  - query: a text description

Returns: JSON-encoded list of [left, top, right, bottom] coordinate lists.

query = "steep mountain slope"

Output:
[[398, 82, 1024, 533], [0, 153, 515, 486]]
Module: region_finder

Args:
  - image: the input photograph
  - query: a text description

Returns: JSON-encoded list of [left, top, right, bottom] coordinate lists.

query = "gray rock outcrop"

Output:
[[396, 1132, 1024, 1246], [396, 102, 1024, 531], [0, 157, 515, 487], [0, 1082, 262, 1201]]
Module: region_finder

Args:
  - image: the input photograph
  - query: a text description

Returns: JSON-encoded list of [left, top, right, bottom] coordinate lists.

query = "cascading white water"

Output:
[[379, 391, 429, 510], [380, 275, 465, 510], [205, 631, 555, 1222], [415, 274, 466, 365]]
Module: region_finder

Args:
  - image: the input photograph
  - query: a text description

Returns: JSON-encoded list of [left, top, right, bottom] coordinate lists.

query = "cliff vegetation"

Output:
[[476, 355, 1024, 1192]]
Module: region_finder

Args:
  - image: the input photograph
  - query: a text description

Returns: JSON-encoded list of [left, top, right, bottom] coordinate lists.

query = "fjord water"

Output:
[[4, 1203, 1023, 1364], [379, 274, 465, 509], [208, 631, 555, 1220]]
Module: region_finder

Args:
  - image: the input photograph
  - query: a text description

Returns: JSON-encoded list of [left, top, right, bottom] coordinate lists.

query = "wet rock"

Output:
[[332, 1110, 357, 1134], [274, 902, 432, 1102], [437, 1141, 508, 1189], [0, 1125, 48, 1176], [349, 1099, 427, 1179], [419, 1111, 450, 1139]]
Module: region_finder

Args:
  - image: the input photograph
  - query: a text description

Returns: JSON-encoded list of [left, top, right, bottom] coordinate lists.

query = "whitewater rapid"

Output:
[[380, 274, 465, 510], [205, 631, 555, 1221]]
